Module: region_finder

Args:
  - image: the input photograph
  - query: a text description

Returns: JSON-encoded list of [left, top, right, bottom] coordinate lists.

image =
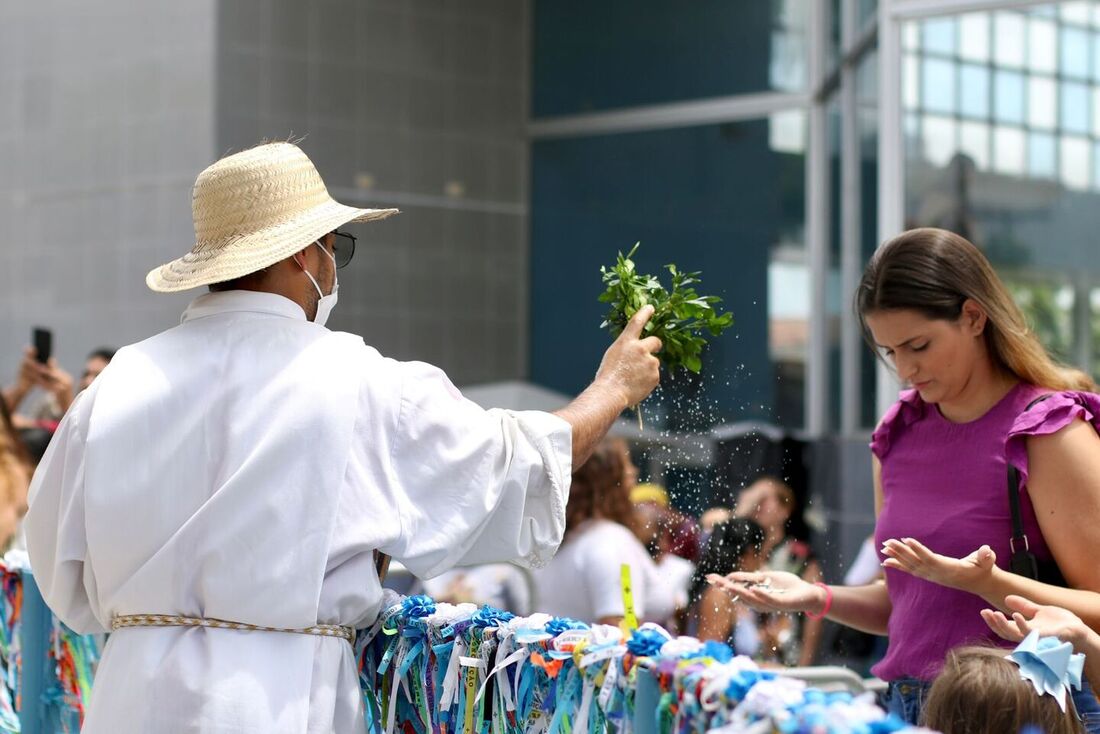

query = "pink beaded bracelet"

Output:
[[805, 582, 832, 620]]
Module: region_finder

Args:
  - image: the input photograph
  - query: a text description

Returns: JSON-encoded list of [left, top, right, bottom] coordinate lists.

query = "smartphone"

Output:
[[32, 327, 52, 364]]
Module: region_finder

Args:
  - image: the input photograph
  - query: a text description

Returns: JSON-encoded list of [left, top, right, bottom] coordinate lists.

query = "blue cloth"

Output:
[[1072, 681, 1100, 734]]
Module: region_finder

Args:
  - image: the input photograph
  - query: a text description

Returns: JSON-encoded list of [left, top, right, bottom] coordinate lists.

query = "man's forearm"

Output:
[[553, 380, 627, 469]]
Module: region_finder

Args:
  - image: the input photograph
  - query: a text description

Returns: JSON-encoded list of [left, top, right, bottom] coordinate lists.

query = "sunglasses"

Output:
[[331, 230, 356, 269]]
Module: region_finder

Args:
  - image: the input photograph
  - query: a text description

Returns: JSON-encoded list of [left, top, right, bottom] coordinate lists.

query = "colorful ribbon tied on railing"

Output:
[[355, 594, 925, 734]]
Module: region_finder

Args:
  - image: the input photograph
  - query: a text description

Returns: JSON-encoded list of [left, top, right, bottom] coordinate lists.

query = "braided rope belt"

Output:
[[111, 614, 355, 643]]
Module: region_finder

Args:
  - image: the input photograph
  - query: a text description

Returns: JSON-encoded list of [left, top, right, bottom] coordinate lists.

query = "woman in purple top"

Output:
[[709, 228, 1100, 729]]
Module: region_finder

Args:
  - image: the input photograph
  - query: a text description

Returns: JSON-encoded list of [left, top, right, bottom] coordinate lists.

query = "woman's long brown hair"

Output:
[[856, 228, 1095, 392], [565, 438, 636, 538]]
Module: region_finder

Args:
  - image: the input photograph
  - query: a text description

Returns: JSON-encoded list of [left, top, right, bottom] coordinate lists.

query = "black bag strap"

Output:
[[1007, 393, 1055, 552]]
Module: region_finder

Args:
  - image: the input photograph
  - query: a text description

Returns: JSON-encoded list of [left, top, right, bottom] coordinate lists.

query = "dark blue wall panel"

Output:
[[533, 1, 779, 117], [531, 121, 804, 426]]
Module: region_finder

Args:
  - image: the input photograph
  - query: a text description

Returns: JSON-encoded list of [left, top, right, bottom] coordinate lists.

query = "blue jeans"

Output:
[[885, 677, 1100, 733], [883, 678, 930, 726], [1073, 681, 1100, 734]]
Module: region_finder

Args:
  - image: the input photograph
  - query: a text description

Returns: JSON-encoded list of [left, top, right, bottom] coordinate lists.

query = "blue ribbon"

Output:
[[626, 628, 667, 658], [545, 617, 590, 636], [1008, 630, 1085, 712]]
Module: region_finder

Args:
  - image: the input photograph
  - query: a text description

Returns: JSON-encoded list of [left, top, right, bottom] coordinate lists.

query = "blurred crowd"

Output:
[[0, 345, 114, 551], [0, 339, 857, 671], [419, 435, 858, 671]]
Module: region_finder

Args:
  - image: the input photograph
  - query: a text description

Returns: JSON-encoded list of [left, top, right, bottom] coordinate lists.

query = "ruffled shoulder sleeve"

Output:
[[1006, 391, 1100, 489], [870, 389, 924, 460]]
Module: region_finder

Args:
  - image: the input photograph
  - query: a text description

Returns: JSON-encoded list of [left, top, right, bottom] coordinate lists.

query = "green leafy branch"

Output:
[[599, 242, 734, 376]]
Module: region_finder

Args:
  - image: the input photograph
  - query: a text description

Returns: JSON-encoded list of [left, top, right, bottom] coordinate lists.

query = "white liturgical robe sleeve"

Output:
[[23, 290, 572, 734], [23, 389, 103, 634], [379, 359, 570, 578]]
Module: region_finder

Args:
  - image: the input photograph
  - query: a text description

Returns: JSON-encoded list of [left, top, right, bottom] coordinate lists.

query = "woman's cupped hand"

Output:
[[706, 570, 826, 615], [880, 537, 997, 594]]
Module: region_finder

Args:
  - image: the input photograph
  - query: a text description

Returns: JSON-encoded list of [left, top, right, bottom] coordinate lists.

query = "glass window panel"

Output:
[[859, 0, 877, 29], [993, 13, 1026, 68], [828, 0, 841, 72], [859, 105, 878, 159], [1028, 132, 1056, 178], [959, 121, 990, 170], [1061, 26, 1090, 79], [994, 70, 1025, 125], [1093, 88, 1100, 137], [922, 17, 956, 56], [922, 58, 957, 115], [904, 113, 919, 163], [904, 55, 919, 110], [903, 22, 919, 51], [959, 13, 990, 63], [1093, 142, 1100, 188], [769, 110, 806, 154], [771, 27, 807, 91], [1062, 82, 1090, 134], [1028, 77, 1057, 130], [532, 0, 808, 116], [960, 64, 990, 119], [922, 115, 957, 167], [907, 5, 1100, 386], [858, 48, 878, 105], [1028, 18, 1057, 73], [1061, 136, 1091, 190], [1006, 280, 1074, 365], [1061, 2, 1092, 25], [1095, 31, 1100, 80], [993, 126, 1025, 176]]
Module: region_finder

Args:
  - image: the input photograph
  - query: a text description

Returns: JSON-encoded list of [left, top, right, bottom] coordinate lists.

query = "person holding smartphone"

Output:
[[3, 339, 75, 426], [3, 340, 116, 433]]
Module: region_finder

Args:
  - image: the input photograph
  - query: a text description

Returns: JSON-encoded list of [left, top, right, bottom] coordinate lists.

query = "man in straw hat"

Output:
[[24, 142, 662, 732]]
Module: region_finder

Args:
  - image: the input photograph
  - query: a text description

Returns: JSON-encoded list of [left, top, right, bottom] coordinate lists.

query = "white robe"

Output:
[[24, 290, 572, 733]]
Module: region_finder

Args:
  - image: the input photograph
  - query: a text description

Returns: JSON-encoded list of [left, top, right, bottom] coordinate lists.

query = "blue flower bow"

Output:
[[626, 628, 669, 658], [545, 617, 590, 636], [400, 594, 437, 619], [1007, 630, 1085, 712], [470, 605, 515, 628]]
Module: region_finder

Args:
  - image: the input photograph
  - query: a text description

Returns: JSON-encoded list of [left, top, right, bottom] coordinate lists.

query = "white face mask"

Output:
[[300, 240, 339, 326]]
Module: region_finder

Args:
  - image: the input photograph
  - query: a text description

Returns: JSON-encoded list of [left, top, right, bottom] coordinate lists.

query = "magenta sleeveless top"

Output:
[[871, 384, 1100, 681]]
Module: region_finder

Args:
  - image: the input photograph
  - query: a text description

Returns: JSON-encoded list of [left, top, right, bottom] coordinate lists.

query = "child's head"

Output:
[[923, 645, 1084, 734], [688, 517, 764, 606]]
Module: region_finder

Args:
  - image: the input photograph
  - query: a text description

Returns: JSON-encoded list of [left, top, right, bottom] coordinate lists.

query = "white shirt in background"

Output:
[[419, 563, 534, 615], [533, 519, 677, 625], [655, 553, 695, 611]]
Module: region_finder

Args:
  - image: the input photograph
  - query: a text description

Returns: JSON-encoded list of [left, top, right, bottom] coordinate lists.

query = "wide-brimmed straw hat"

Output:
[[146, 142, 398, 292]]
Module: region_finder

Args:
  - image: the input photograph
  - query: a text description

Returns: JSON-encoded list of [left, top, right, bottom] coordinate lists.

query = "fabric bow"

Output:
[[1007, 630, 1085, 712]]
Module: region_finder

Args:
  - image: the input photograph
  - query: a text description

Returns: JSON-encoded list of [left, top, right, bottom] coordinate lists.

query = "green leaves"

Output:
[[599, 243, 734, 374]]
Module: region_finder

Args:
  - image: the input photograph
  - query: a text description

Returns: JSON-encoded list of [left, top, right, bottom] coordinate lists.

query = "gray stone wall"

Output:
[[1, 0, 530, 393], [217, 0, 531, 385], [0, 1, 217, 377]]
